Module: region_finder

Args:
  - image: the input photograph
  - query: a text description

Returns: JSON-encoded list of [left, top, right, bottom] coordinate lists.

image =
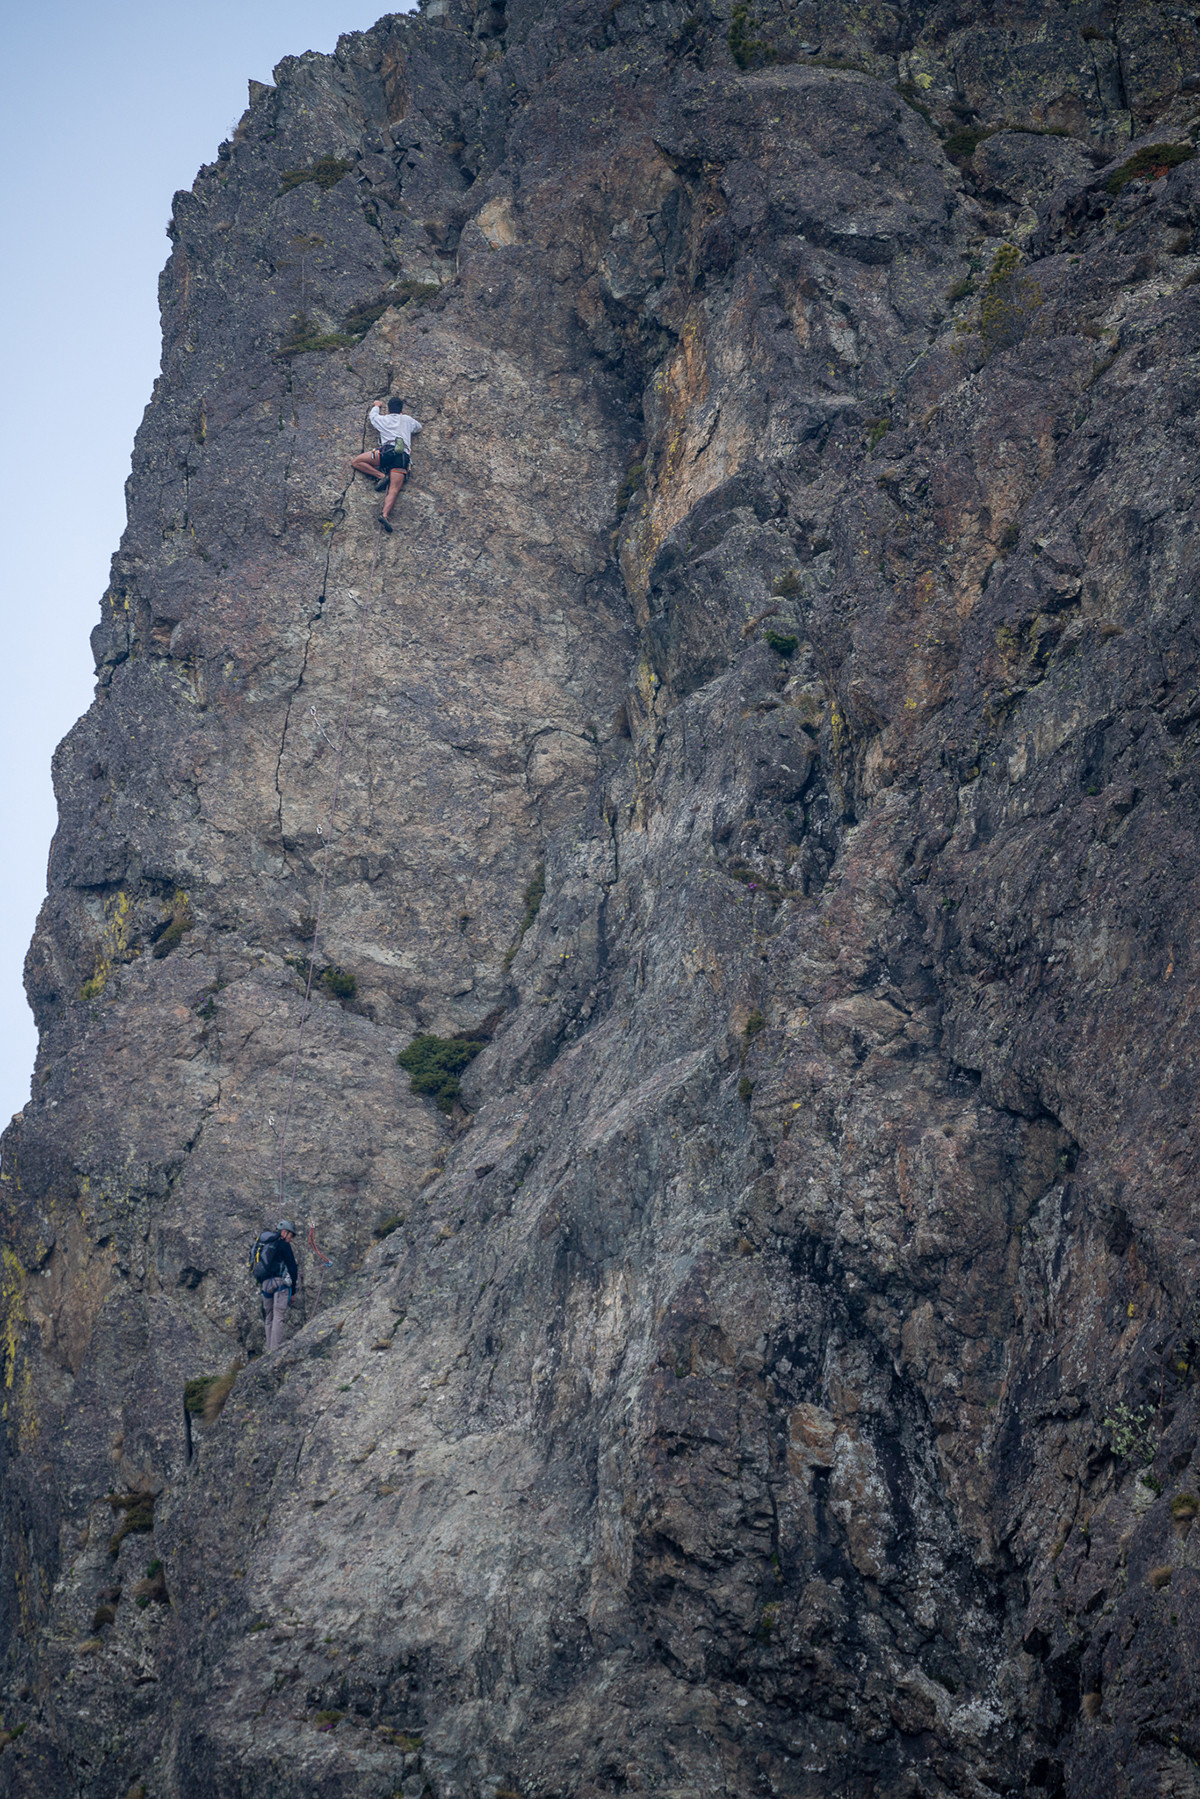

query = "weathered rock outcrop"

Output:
[[6, 2, 1200, 1795]]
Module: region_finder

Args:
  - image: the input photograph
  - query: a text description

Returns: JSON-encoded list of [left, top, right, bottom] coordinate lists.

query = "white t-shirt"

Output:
[[369, 407, 422, 452]]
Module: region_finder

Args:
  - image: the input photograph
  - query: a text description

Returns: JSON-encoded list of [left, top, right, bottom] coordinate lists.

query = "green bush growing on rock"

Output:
[[342, 296, 392, 337], [764, 629, 799, 657], [393, 279, 442, 306], [771, 569, 801, 598], [398, 1034, 488, 1112], [616, 461, 645, 517], [184, 1377, 217, 1416], [106, 1492, 156, 1557], [132, 1561, 168, 1608], [975, 243, 1043, 356], [1103, 1400, 1157, 1467], [745, 1009, 766, 1037], [277, 319, 357, 357], [728, 2, 776, 68], [321, 965, 357, 1001], [944, 126, 995, 167], [1106, 142, 1195, 195], [278, 156, 354, 194], [153, 892, 193, 959], [503, 863, 546, 970], [184, 1362, 242, 1424]]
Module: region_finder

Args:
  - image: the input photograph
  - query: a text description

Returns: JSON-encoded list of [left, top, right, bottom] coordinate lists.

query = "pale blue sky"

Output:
[[0, 0, 411, 1127]]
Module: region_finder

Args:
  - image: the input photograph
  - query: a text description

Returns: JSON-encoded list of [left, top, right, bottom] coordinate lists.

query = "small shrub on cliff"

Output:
[[278, 156, 354, 194], [764, 629, 799, 657], [944, 126, 995, 167], [975, 244, 1043, 356], [503, 863, 546, 970], [615, 461, 645, 518], [152, 892, 193, 959], [393, 279, 441, 306], [185, 1362, 242, 1424], [398, 1034, 488, 1112], [184, 1376, 218, 1417], [1106, 142, 1195, 195], [132, 1560, 169, 1607], [1103, 1400, 1157, 1467], [321, 965, 357, 1001], [277, 317, 356, 357], [342, 296, 392, 337], [106, 1492, 156, 1557], [728, 2, 776, 68]]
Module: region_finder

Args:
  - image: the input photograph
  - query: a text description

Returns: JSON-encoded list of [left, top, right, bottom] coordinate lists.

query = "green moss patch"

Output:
[[764, 629, 799, 657]]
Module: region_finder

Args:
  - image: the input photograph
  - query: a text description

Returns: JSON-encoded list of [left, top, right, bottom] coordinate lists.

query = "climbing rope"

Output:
[[304, 1221, 334, 1321], [273, 506, 388, 1220]]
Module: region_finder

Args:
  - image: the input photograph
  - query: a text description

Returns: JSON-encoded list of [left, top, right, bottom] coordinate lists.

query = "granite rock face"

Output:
[[6, 2, 1200, 1795]]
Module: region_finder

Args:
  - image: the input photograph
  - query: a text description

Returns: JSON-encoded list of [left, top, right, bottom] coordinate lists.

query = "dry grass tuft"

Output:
[[202, 1360, 243, 1423]]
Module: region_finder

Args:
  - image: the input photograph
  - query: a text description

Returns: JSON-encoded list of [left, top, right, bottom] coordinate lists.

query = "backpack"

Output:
[[248, 1230, 281, 1284]]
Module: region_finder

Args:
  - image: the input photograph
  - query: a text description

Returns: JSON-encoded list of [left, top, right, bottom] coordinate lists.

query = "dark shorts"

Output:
[[378, 445, 411, 474]]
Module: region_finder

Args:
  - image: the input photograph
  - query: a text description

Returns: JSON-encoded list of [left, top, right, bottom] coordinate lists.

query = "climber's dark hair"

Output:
[[388, 397, 405, 413]]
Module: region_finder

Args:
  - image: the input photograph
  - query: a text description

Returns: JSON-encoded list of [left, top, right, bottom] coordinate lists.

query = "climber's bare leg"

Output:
[[351, 451, 381, 479], [382, 468, 406, 520]]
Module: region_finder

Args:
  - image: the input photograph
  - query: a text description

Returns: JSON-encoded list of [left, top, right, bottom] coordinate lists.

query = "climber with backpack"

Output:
[[351, 396, 422, 533], [249, 1220, 300, 1353]]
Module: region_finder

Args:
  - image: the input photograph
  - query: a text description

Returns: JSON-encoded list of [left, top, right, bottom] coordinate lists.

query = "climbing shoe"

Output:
[[380, 515, 393, 534], [375, 478, 389, 493]]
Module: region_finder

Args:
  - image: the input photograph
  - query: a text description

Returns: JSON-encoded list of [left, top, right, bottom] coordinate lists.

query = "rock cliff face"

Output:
[[6, 2, 1200, 1794]]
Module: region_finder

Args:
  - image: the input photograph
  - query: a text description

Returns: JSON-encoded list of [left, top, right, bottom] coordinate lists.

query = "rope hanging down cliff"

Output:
[[274, 510, 388, 1219]]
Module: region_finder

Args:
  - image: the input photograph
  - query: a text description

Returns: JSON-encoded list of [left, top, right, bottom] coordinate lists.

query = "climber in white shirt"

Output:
[[351, 397, 422, 533]]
